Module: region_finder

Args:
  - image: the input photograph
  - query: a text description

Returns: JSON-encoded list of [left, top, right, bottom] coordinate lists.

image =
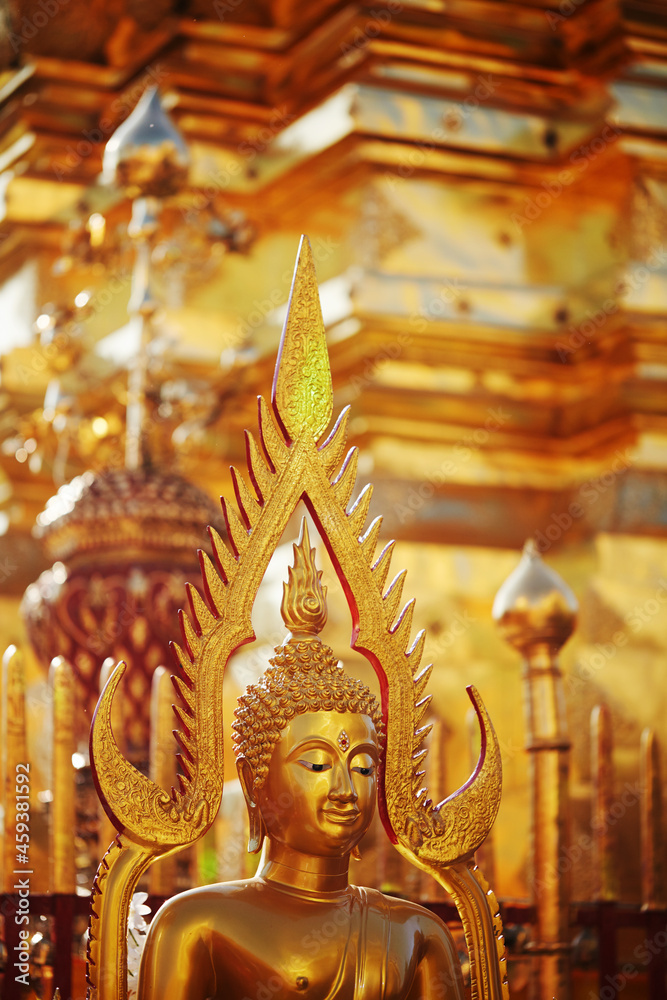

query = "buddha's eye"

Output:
[[298, 760, 332, 773], [351, 764, 374, 777], [351, 753, 375, 777]]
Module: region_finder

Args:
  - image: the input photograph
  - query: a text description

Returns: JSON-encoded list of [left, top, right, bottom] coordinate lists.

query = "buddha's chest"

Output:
[[209, 901, 411, 1000]]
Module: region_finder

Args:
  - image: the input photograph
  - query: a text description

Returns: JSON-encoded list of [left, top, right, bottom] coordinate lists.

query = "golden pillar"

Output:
[[640, 728, 663, 910], [493, 541, 577, 1000], [50, 655, 77, 893], [2, 645, 28, 893], [591, 705, 617, 902]]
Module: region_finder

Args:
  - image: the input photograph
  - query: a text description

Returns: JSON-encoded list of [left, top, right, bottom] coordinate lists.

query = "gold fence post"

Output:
[[50, 655, 77, 894], [2, 645, 27, 893], [591, 704, 616, 903], [640, 728, 664, 910], [590, 704, 619, 996], [493, 540, 577, 1000]]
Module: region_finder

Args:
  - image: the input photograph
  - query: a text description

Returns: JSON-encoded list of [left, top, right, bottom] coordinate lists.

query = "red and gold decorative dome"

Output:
[[22, 466, 223, 758]]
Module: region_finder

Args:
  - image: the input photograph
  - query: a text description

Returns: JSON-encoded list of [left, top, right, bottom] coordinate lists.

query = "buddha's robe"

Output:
[[137, 881, 464, 1000]]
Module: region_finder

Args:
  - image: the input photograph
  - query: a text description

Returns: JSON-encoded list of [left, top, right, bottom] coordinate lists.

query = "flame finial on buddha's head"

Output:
[[281, 519, 327, 640]]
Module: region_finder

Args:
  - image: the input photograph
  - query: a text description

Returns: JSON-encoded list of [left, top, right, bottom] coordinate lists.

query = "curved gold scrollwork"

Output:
[[87, 236, 508, 1000]]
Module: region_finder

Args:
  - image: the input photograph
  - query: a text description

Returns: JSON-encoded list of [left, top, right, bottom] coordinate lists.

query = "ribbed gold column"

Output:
[[149, 665, 177, 895], [50, 655, 77, 894], [640, 728, 663, 910], [591, 705, 616, 902], [493, 541, 577, 1000], [2, 645, 28, 893]]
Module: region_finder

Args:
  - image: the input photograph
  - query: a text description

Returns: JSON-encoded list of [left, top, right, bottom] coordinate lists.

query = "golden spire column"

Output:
[[640, 728, 663, 910], [50, 655, 77, 1000], [590, 704, 618, 994], [639, 729, 666, 998], [2, 645, 28, 892], [493, 541, 578, 1000], [591, 705, 617, 903], [50, 655, 77, 893]]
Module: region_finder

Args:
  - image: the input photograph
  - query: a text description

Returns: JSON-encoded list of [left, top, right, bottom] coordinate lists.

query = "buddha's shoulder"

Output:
[[147, 879, 265, 933], [355, 885, 453, 938]]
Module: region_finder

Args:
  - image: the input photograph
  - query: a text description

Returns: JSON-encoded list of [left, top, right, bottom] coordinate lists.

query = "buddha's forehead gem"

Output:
[[337, 730, 350, 751]]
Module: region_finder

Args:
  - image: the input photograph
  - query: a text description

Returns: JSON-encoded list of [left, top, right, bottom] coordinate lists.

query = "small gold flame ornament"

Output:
[[281, 520, 327, 638]]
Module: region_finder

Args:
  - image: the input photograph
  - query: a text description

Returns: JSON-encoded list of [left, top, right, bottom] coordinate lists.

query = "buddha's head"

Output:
[[232, 520, 384, 858]]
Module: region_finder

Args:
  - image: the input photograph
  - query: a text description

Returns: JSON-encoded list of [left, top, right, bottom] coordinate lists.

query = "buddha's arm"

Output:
[[407, 914, 465, 1000], [137, 898, 215, 1000]]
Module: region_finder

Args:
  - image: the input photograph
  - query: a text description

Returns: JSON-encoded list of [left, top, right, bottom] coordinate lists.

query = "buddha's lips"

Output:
[[323, 808, 360, 824]]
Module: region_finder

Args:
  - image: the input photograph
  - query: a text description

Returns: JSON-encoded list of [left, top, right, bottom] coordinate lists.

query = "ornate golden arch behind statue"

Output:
[[86, 236, 509, 1000]]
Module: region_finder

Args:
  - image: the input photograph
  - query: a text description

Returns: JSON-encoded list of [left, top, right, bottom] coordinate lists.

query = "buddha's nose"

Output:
[[329, 761, 357, 802]]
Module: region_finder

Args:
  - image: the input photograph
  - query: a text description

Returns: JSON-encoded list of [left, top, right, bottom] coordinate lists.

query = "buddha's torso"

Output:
[[140, 878, 459, 1000]]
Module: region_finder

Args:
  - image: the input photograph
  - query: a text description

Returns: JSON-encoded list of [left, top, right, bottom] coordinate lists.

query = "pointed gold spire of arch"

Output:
[[272, 235, 333, 444]]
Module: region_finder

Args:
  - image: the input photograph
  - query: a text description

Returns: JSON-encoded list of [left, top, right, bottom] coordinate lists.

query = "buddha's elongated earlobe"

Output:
[[351, 845, 361, 861], [237, 757, 266, 853], [247, 805, 267, 854]]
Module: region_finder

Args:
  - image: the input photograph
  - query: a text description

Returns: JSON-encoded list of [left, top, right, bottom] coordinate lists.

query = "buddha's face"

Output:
[[257, 711, 378, 858]]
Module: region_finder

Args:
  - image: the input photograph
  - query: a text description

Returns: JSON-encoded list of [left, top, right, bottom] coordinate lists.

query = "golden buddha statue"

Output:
[[137, 522, 465, 999], [85, 237, 508, 1000]]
